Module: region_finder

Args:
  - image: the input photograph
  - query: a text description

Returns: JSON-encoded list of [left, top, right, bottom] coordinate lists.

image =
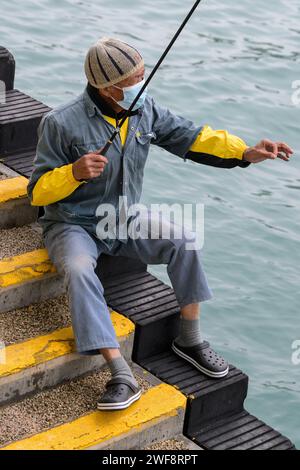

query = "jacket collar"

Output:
[[83, 83, 141, 121]]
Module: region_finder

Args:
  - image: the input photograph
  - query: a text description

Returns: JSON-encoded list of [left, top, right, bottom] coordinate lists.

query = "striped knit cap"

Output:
[[84, 37, 144, 89]]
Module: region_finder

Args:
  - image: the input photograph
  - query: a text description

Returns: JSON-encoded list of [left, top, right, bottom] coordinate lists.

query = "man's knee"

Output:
[[61, 255, 97, 279]]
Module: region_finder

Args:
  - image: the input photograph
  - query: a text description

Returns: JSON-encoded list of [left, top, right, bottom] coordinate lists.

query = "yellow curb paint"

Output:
[[1, 384, 186, 450], [110, 310, 135, 338], [0, 176, 29, 204], [0, 312, 134, 378], [0, 249, 56, 288]]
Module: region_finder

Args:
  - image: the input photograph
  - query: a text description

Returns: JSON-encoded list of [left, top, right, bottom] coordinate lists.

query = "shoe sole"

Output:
[[172, 342, 229, 379], [97, 389, 142, 411]]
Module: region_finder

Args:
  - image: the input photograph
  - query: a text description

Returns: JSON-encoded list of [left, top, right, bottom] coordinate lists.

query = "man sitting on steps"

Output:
[[27, 37, 293, 411]]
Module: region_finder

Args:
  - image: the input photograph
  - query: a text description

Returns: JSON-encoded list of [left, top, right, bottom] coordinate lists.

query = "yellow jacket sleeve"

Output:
[[31, 163, 84, 206], [186, 125, 250, 168], [30, 114, 128, 207]]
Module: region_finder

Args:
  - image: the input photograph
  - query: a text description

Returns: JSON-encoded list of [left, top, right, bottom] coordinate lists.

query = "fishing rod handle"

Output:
[[96, 127, 120, 156], [98, 139, 112, 156]]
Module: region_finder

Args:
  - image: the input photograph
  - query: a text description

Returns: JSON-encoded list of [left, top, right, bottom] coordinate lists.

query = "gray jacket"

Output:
[[28, 88, 202, 246]]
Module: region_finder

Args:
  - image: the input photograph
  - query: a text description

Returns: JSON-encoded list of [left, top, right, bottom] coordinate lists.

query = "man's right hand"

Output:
[[72, 152, 108, 181]]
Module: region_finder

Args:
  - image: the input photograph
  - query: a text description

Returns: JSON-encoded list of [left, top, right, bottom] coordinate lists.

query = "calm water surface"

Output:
[[1, 0, 300, 446]]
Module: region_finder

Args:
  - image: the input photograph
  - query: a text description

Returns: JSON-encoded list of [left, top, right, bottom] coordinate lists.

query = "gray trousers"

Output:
[[44, 213, 213, 354]]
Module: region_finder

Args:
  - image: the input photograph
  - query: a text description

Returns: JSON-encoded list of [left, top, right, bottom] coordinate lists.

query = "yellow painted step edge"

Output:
[[0, 248, 55, 288], [0, 176, 29, 204], [0, 311, 134, 378], [1, 384, 186, 450]]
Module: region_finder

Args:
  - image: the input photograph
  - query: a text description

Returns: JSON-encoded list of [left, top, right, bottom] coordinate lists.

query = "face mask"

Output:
[[112, 78, 147, 111]]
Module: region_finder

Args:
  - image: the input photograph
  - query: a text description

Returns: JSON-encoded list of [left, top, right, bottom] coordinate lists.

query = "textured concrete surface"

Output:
[[0, 172, 9, 181], [0, 368, 153, 447], [1, 384, 186, 451], [146, 438, 189, 450], [0, 249, 63, 313], [0, 225, 43, 260], [0, 163, 20, 179], [0, 294, 70, 345], [0, 311, 134, 406], [0, 199, 38, 229], [146, 435, 202, 450]]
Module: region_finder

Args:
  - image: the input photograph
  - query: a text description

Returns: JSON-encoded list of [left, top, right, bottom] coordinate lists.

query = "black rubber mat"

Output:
[[102, 269, 296, 451], [0, 89, 50, 161], [2, 147, 36, 178], [191, 410, 296, 450]]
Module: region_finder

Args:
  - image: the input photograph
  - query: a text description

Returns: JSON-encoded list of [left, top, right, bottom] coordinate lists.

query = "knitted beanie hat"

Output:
[[84, 37, 144, 89]]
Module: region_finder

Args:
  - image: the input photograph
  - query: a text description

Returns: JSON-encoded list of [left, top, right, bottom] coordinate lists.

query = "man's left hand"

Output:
[[243, 139, 294, 164]]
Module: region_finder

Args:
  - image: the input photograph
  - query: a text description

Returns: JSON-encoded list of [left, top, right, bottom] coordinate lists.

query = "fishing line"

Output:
[[98, 0, 203, 156]]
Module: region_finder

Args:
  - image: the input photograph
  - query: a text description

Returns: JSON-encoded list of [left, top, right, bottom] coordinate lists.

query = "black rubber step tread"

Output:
[[191, 412, 295, 450], [131, 304, 179, 323], [103, 271, 150, 289], [0, 107, 50, 122], [3, 152, 35, 163], [0, 100, 48, 112], [3, 90, 49, 105], [104, 272, 180, 364], [104, 276, 161, 296], [4, 147, 36, 156], [2, 153, 34, 177], [122, 294, 177, 315], [109, 287, 173, 312], [6, 168, 32, 178], [0, 89, 43, 100], [1, 89, 25, 98], [197, 412, 256, 443], [4, 157, 34, 168], [253, 436, 296, 451], [164, 366, 203, 381], [141, 350, 242, 393], [113, 292, 177, 317], [105, 278, 163, 301], [1, 95, 39, 106], [182, 369, 245, 396], [0, 105, 49, 120], [1, 93, 34, 103], [141, 350, 174, 367], [203, 420, 268, 449], [107, 283, 171, 308]]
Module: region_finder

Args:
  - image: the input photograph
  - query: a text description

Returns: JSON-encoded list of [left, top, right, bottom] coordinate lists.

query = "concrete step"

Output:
[[0, 365, 186, 450], [0, 223, 43, 261], [145, 435, 202, 451], [0, 294, 134, 405], [0, 166, 37, 228], [0, 248, 62, 313]]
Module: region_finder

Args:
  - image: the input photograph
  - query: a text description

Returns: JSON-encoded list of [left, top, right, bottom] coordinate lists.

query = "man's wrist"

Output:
[[71, 164, 86, 183], [239, 147, 252, 167], [242, 147, 251, 161]]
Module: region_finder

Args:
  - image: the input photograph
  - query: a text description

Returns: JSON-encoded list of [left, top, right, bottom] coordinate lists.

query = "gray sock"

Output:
[[107, 356, 139, 388], [175, 315, 202, 347]]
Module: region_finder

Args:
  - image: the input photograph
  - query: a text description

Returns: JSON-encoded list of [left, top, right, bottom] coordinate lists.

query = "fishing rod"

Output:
[[98, 0, 203, 156]]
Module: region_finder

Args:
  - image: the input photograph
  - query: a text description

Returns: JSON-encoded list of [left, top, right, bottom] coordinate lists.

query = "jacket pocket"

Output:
[[135, 131, 156, 145], [134, 131, 156, 171], [71, 140, 107, 161]]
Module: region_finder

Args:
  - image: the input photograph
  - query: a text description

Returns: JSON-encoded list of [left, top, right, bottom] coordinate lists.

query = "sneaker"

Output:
[[97, 377, 142, 411], [172, 339, 229, 379]]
